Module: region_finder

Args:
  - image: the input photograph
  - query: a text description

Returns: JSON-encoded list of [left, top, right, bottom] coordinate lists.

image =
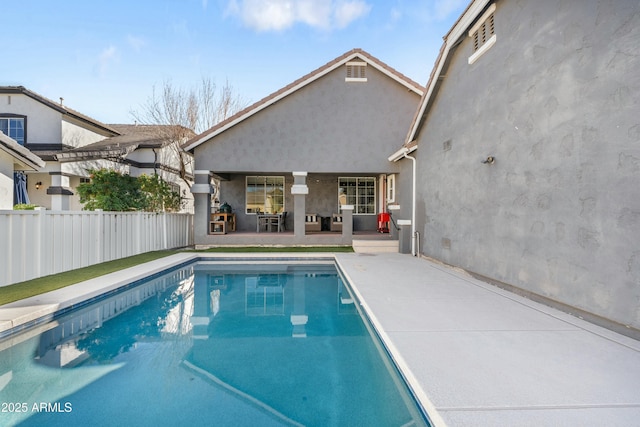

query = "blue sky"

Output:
[[1, 0, 469, 125]]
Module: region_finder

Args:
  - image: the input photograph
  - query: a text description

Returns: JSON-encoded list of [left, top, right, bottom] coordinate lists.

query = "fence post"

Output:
[[36, 207, 46, 279], [163, 212, 168, 250], [137, 211, 142, 255], [95, 209, 104, 263]]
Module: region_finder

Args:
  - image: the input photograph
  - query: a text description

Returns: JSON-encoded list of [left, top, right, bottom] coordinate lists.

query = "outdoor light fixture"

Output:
[[35, 181, 42, 190], [482, 156, 495, 165]]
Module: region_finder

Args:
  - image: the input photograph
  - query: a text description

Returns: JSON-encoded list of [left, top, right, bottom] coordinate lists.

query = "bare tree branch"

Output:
[[130, 77, 247, 187]]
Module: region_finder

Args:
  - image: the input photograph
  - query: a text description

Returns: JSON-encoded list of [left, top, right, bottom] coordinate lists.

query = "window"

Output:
[[468, 3, 496, 65], [338, 177, 375, 214], [0, 117, 25, 145], [386, 174, 396, 203], [246, 176, 284, 214], [345, 61, 367, 82]]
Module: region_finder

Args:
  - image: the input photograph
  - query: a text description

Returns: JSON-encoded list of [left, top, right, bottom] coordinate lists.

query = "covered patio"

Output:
[[191, 170, 401, 249]]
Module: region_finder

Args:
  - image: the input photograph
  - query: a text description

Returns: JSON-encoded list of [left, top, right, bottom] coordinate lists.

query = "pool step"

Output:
[[352, 239, 399, 253]]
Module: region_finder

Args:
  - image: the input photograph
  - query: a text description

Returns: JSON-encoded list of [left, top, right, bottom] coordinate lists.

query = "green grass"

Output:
[[0, 250, 177, 306], [0, 246, 353, 305]]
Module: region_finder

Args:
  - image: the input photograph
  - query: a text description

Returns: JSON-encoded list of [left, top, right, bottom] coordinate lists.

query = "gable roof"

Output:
[[0, 86, 120, 136], [0, 131, 45, 170], [183, 48, 425, 152], [399, 0, 492, 152]]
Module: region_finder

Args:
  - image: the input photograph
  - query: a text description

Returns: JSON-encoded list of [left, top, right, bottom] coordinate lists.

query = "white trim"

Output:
[[468, 33, 496, 64], [468, 3, 496, 37], [388, 145, 417, 162], [346, 61, 367, 66], [292, 171, 307, 177], [345, 77, 368, 83]]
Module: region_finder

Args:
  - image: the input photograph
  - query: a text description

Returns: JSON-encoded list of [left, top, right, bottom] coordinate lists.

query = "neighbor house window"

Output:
[[345, 61, 367, 82], [338, 177, 375, 214], [468, 3, 496, 65], [0, 116, 25, 145], [246, 176, 285, 214]]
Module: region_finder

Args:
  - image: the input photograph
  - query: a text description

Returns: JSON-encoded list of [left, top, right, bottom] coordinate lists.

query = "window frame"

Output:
[[245, 176, 285, 214], [0, 115, 26, 146], [338, 177, 376, 215]]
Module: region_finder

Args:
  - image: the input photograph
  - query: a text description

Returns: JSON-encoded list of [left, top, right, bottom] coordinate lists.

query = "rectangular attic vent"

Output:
[[346, 61, 367, 82]]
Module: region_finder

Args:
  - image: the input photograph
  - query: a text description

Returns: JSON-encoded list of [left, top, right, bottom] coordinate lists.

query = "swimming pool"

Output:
[[0, 259, 431, 426]]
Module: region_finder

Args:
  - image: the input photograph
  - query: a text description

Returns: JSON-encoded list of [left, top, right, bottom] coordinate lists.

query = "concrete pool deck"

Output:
[[1, 252, 639, 426]]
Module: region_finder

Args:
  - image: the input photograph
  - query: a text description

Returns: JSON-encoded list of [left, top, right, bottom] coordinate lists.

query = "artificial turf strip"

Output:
[[194, 246, 354, 253], [0, 246, 354, 305], [0, 250, 177, 306]]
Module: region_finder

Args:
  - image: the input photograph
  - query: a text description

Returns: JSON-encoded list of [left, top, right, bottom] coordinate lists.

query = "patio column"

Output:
[[191, 170, 215, 245], [341, 204, 354, 244], [291, 171, 308, 240], [47, 172, 73, 210]]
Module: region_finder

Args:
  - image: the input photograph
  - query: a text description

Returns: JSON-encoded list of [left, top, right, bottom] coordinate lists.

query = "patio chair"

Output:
[[330, 213, 342, 232], [305, 213, 321, 232]]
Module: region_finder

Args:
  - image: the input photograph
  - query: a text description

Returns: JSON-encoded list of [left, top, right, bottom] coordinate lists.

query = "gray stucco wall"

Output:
[[410, 0, 640, 328], [194, 59, 419, 174]]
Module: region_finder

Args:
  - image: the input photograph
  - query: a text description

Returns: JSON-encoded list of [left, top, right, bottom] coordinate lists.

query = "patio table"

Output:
[[256, 213, 283, 232]]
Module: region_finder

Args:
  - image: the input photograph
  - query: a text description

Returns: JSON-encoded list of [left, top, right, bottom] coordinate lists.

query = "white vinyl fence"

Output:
[[0, 210, 194, 287]]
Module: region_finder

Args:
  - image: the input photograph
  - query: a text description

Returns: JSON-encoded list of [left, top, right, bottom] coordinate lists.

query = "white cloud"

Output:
[[127, 35, 146, 52], [333, 0, 371, 29], [226, 0, 371, 32], [96, 45, 119, 76]]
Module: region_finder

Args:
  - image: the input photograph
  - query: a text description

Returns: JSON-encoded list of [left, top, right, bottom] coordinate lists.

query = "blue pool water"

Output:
[[0, 261, 430, 426]]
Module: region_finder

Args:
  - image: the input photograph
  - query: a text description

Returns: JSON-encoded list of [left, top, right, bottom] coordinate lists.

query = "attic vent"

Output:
[[468, 3, 497, 65], [472, 13, 494, 51], [346, 61, 367, 82]]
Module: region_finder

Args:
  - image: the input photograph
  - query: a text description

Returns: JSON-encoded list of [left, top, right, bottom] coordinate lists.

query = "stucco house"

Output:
[[389, 0, 640, 332], [184, 49, 424, 246], [0, 86, 194, 211], [0, 131, 45, 209]]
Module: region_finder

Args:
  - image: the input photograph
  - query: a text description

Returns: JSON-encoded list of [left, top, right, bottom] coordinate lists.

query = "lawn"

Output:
[[0, 246, 353, 305]]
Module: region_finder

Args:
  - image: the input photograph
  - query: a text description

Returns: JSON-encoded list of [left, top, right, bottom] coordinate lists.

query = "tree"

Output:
[[138, 173, 181, 212], [130, 77, 247, 186], [77, 169, 181, 212], [78, 169, 145, 211]]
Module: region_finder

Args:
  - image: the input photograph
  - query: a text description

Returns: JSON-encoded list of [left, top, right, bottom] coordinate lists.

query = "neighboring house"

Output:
[[389, 0, 640, 331], [184, 49, 424, 246], [0, 86, 193, 211], [0, 131, 45, 209]]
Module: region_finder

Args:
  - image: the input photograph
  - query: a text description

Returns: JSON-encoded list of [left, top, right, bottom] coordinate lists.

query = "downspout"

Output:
[[402, 150, 417, 256]]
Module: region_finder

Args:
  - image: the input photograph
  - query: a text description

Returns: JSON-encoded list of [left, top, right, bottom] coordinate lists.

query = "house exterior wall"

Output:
[[61, 118, 107, 148], [194, 63, 417, 175], [1, 94, 62, 145], [410, 0, 640, 328]]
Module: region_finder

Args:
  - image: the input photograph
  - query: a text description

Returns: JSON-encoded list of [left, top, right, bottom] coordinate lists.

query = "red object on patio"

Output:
[[377, 212, 390, 233]]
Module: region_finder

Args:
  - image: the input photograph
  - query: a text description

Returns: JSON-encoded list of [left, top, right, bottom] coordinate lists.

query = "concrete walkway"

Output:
[[1, 252, 639, 426], [335, 253, 640, 427]]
